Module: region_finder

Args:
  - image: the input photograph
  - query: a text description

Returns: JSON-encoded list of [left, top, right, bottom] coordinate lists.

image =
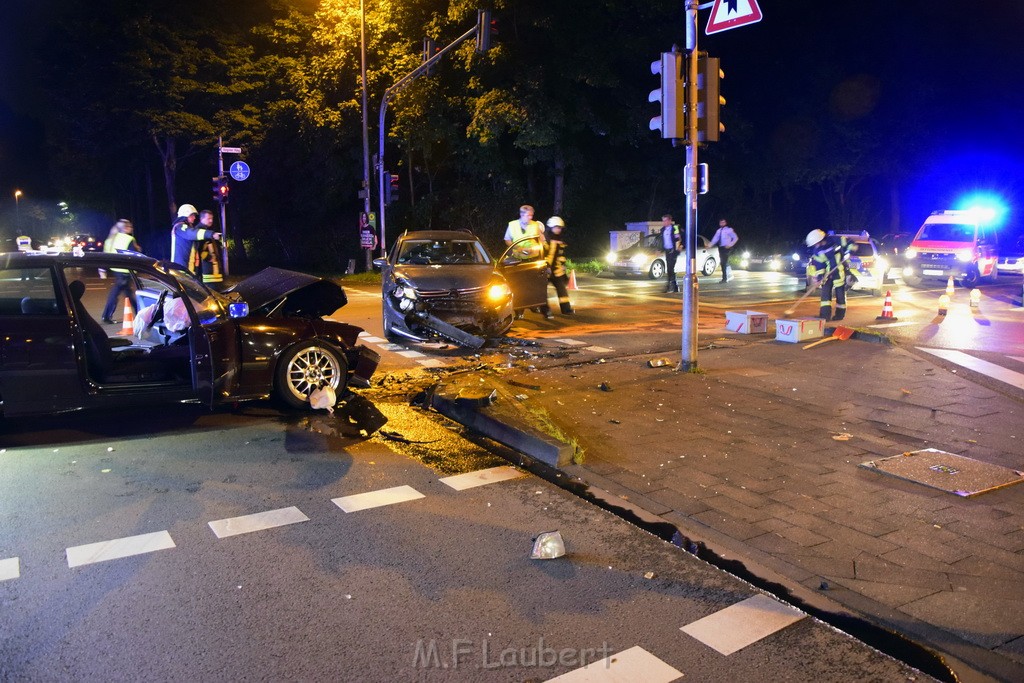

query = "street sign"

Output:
[[705, 0, 763, 35], [220, 146, 242, 154], [229, 161, 251, 181]]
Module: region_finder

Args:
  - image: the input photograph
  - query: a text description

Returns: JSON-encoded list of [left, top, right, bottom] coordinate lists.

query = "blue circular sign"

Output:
[[229, 161, 251, 181]]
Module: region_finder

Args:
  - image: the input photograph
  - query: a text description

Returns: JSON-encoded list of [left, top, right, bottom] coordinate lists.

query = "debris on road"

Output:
[[599, 382, 613, 392]]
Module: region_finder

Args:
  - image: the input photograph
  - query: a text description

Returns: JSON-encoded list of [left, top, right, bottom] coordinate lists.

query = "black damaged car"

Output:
[[0, 251, 380, 417], [374, 230, 550, 348]]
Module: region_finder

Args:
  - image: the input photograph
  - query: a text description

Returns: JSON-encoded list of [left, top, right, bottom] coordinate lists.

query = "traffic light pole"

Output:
[[218, 138, 229, 276], [681, 2, 700, 371]]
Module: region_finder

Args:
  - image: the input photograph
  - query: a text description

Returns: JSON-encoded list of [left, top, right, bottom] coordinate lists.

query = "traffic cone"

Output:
[[875, 290, 898, 321], [945, 276, 955, 296], [938, 294, 950, 316], [970, 288, 981, 308], [118, 297, 135, 336], [567, 269, 579, 291]]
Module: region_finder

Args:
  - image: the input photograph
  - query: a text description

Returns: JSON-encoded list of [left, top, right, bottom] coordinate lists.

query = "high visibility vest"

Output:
[[105, 232, 139, 273]]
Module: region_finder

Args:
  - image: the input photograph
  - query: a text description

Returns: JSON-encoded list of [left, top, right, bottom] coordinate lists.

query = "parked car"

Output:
[[996, 232, 1024, 274], [737, 243, 806, 273], [374, 230, 550, 348], [72, 233, 104, 252], [605, 233, 718, 279], [0, 251, 380, 417]]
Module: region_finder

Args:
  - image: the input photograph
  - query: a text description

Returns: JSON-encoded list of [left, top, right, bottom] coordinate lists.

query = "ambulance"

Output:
[[902, 210, 999, 288]]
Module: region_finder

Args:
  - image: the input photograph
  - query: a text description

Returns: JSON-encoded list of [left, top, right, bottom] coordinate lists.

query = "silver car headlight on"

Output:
[[605, 252, 617, 264]]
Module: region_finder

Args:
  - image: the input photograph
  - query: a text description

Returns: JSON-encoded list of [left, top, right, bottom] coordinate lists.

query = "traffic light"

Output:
[[213, 176, 230, 204], [695, 53, 725, 142], [475, 9, 497, 54], [212, 176, 222, 203], [422, 38, 439, 75], [648, 50, 685, 140], [385, 173, 399, 204]]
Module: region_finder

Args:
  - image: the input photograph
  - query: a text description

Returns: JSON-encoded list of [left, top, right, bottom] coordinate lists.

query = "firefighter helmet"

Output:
[[547, 216, 565, 228], [177, 204, 198, 218], [805, 229, 826, 247]]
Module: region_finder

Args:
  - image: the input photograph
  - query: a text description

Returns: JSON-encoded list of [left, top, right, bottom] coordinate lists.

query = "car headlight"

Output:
[[768, 259, 780, 270], [905, 247, 917, 259], [740, 258, 749, 268], [742, 251, 751, 259], [955, 248, 974, 263], [605, 252, 617, 264], [486, 283, 512, 302], [392, 283, 418, 301], [630, 253, 646, 265], [791, 253, 801, 261]]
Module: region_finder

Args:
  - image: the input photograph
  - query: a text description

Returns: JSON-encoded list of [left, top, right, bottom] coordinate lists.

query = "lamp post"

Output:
[[14, 190, 22, 231], [360, 0, 371, 237]]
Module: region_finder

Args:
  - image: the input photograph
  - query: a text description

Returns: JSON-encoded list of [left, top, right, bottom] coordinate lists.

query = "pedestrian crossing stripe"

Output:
[[66, 530, 176, 568], [360, 334, 387, 344], [208, 506, 310, 539], [554, 338, 589, 346], [681, 593, 805, 655], [918, 348, 1024, 391], [586, 346, 614, 354], [546, 645, 682, 682], [332, 484, 425, 513], [417, 359, 447, 368], [0, 557, 19, 581], [440, 465, 525, 490]]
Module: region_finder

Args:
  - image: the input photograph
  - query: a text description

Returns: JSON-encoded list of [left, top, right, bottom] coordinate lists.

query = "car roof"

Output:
[[0, 251, 162, 269], [398, 230, 481, 241]]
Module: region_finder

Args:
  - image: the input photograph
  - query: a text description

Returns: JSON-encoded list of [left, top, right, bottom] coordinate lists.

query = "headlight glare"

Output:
[[605, 252, 617, 264], [905, 248, 917, 259], [630, 253, 646, 265], [487, 283, 511, 302]]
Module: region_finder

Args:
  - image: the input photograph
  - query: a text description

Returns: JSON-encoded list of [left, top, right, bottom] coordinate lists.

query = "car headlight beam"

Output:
[[487, 283, 511, 302]]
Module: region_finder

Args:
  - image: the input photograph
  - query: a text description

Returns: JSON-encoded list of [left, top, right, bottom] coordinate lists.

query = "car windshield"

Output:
[[159, 263, 227, 324], [397, 239, 490, 265], [918, 223, 976, 242], [848, 241, 875, 257]]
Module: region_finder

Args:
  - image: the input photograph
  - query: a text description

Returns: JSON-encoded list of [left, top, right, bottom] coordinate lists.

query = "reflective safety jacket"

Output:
[[104, 231, 141, 273], [170, 217, 219, 272], [544, 229, 568, 278], [808, 235, 853, 286]]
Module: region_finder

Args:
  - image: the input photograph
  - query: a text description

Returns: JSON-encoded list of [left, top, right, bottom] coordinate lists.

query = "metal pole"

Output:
[[360, 0, 371, 223], [218, 136, 229, 276], [680, 1, 699, 371]]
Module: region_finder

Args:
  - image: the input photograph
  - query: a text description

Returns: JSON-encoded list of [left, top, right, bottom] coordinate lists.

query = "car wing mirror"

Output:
[[372, 257, 387, 269], [228, 302, 250, 319]]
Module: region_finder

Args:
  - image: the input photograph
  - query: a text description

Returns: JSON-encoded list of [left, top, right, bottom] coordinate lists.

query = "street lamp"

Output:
[[14, 190, 22, 231]]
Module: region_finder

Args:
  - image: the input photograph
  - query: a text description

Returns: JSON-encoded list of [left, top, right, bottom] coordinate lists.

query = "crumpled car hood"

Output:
[[227, 267, 348, 317], [392, 264, 498, 292]]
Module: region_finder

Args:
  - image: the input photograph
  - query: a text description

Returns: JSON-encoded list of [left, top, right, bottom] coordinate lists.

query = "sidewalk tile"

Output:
[[646, 487, 712, 516], [950, 555, 1024, 581], [704, 495, 772, 523], [691, 510, 765, 541], [777, 526, 830, 548], [948, 572, 1024, 601], [832, 577, 942, 608], [854, 557, 951, 591], [880, 547, 956, 573], [902, 592, 1023, 650]]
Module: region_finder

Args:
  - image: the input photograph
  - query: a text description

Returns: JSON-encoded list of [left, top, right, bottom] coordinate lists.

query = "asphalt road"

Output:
[[0, 407, 930, 681]]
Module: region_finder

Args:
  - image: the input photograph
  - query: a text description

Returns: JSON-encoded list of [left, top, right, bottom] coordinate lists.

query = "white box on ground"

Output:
[[725, 310, 769, 334], [775, 317, 824, 343]]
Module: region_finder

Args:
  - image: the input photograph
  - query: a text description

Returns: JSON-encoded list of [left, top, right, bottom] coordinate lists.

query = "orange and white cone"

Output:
[[875, 290, 898, 321], [567, 269, 579, 291], [118, 297, 135, 336], [945, 276, 955, 296]]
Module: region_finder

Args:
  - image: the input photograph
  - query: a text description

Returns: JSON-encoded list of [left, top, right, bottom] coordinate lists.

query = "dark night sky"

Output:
[[2, 0, 1023, 235]]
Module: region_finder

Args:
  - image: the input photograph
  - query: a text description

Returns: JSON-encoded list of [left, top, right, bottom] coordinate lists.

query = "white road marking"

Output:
[[0, 557, 20, 581], [66, 530, 176, 568], [360, 335, 387, 344], [918, 348, 1024, 391], [545, 645, 683, 682], [553, 338, 589, 346], [208, 506, 310, 539], [868, 321, 920, 329], [332, 485, 425, 513], [585, 346, 614, 354], [383, 343, 407, 352], [1012, 356, 1024, 365], [417, 359, 447, 368], [681, 593, 805, 655], [397, 350, 425, 358], [440, 466, 525, 491]]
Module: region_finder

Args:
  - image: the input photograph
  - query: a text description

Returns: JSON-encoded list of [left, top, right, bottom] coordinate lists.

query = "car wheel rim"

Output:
[[286, 346, 339, 402], [652, 262, 664, 279]]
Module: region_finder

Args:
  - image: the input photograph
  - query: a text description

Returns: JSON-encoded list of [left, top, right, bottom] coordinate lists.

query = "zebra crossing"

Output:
[[918, 347, 1024, 392]]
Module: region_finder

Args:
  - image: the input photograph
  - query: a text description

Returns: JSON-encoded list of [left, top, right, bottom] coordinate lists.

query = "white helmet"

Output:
[[177, 204, 198, 218], [805, 229, 826, 247], [547, 216, 565, 228]]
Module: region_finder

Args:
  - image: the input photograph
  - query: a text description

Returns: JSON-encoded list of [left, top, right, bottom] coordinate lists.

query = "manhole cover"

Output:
[[860, 448, 1024, 497]]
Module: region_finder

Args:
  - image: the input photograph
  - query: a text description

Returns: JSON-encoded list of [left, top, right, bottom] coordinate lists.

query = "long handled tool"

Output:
[[783, 263, 838, 316], [803, 325, 855, 349]]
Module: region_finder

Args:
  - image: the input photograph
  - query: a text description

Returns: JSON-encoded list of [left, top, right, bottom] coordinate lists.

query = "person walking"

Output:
[[100, 218, 142, 324], [660, 214, 681, 293], [709, 218, 739, 283], [195, 209, 225, 288], [806, 229, 853, 321], [170, 204, 220, 272], [504, 204, 546, 261], [542, 216, 574, 318]]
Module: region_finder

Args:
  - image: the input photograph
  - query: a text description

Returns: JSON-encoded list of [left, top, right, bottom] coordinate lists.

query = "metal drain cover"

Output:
[[860, 448, 1024, 497]]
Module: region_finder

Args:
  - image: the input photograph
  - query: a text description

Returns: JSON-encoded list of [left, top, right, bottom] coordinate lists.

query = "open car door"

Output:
[[497, 237, 551, 311]]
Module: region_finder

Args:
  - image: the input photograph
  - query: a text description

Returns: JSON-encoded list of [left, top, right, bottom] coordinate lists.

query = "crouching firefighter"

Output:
[[806, 229, 852, 322], [542, 216, 574, 317]]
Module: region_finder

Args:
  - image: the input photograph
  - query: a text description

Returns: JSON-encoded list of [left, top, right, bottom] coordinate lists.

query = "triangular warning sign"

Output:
[[706, 0, 763, 35]]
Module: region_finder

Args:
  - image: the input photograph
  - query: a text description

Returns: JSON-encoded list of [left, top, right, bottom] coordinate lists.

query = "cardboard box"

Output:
[[775, 317, 824, 343], [725, 310, 768, 334]]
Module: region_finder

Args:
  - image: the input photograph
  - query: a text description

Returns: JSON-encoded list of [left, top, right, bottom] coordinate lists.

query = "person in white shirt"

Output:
[[504, 204, 545, 260], [709, 218, 739, 283]]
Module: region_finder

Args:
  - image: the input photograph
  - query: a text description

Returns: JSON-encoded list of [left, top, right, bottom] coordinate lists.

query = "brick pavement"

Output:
[[504, 336, 1024, 682]]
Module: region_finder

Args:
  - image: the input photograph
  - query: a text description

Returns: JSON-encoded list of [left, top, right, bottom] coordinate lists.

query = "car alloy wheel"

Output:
[[650, 260, 666, 280], [276, 342, 347, 410], [702, 257, 717, 276]]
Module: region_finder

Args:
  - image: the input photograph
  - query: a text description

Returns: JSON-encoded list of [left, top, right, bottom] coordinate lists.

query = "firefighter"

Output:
[[170, 204, 221, 273], [806, 229, 853, 321], [543, 216, 574, 317]]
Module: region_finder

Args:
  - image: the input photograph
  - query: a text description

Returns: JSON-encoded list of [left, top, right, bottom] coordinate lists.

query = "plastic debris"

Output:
[[647, 358, 671, 368], [643, 571, 656, 579], [900, 388, 912, 395], [308, 384, 337, 414], [599, 382, 613, 392], [832, 433, 853, 441]]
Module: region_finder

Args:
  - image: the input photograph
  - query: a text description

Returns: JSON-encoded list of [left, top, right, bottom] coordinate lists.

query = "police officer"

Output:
[[661, 214, 682, 292], [806, 229, 853, 321], [542, 216, 574, 317], [100, 219, 142, 324]]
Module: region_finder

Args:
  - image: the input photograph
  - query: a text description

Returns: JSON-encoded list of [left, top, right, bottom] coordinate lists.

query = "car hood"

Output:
[[228, 267, 347, 317], [392, 264, 497, 291]]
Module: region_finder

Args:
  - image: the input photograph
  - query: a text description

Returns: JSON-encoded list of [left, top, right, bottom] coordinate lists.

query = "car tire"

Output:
[[650, 260, 666, 280], [902, 272, 923, 287], [275, 342, 348, 410], [960, 267, 981, 288], [702, 257, 717, 277]]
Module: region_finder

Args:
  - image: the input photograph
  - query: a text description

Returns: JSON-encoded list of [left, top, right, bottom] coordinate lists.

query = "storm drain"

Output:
[[860, 448, 1024, 497]]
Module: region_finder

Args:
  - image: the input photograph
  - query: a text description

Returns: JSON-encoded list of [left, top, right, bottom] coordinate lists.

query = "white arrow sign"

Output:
[[706, 0, 763, 35]]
